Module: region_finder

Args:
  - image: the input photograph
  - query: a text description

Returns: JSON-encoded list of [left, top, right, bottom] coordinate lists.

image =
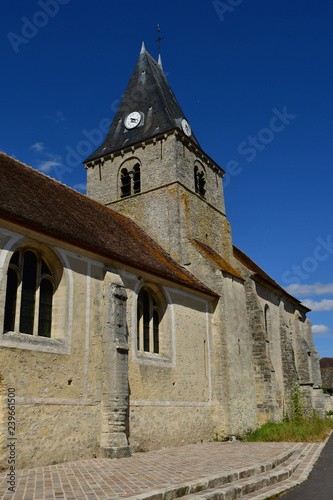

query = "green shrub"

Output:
[[288, 382, 306, 423]]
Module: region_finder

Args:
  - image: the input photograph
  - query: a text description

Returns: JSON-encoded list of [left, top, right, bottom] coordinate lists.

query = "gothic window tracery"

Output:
[[3, 248, 55, 337]]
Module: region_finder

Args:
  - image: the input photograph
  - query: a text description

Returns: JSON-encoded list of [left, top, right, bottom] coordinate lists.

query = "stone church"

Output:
[[0, 44, 324, 469]]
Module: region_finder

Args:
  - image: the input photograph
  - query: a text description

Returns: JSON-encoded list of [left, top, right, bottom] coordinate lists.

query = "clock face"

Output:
[[125, 111, 141, 129], [181, 118, 192, 137]]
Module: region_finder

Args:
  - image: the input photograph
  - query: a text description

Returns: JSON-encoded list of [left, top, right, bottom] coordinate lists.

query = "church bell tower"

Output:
[[84, 43, 233, 265]]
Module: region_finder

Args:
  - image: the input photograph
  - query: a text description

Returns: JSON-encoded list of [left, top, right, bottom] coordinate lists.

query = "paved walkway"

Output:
[[278, 432, 333, 499], [0, 439, 327, 500]]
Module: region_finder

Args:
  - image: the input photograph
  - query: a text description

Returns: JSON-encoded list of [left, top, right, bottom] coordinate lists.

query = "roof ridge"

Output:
[[0, 152, 83, 195], [144, 49, 177, 124]]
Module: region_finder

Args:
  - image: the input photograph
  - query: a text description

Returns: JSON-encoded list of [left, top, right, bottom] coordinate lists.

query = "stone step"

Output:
[[179, 452, 301, 500], [133, 445, 300, 500], [178, 441, 325, 500], [241, 441, 326, 499]]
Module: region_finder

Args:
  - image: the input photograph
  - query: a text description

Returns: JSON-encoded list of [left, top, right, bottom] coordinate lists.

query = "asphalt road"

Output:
[[280, 433, 333, 499]]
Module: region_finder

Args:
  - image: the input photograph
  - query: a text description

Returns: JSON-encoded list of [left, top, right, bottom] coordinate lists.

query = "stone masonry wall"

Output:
[[240, 275, 280, 425], [123, 276, 217, 451], [0, 224, 107, 469], [221, 276, 258, 435]]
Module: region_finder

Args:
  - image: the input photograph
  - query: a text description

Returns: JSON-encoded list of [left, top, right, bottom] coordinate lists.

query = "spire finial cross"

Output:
[[155, 24, 164, 55]]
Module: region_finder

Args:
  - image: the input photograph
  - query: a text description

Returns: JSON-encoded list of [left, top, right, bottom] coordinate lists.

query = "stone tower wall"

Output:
[[86, 133, 225, 212], [86, 132, 231, 264]]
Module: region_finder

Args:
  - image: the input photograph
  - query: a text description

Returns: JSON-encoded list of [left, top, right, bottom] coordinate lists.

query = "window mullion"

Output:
[[14, 277, 22, 332], [13, 251, 23, 332]]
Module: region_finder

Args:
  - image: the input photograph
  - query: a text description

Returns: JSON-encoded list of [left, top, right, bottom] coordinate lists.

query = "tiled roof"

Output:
[[85, 47, 200, 163], [193, 240, 245, 281], [0, 153, 217, 297], [233, 245, 310, 312], [321, 366, 333, 389], [320, 358, 333, 369]]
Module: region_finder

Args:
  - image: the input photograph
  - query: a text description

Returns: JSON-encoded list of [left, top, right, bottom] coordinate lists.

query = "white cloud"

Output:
[[38, 159, 62, 173], [31, 144, 64, 177], [301, 299, 333, 311], [73, 183, 86, 193], [285, 282, 333, 297], [312, 324, 330, 334], [30, 142, 45, 153]]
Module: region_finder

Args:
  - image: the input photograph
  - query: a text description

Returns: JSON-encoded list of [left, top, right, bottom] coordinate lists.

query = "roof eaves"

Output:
[[233, 245, 311, 312], [251, 273, 311, 312], [1, 212, 217, 298]]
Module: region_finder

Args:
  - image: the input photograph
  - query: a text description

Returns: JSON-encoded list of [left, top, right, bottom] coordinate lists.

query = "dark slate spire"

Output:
[[85, 45, 199, 163]]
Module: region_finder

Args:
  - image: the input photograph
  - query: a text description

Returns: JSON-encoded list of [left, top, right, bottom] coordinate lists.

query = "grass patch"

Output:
[[243, 416, 333, 443], [241, 385, 333, 442]]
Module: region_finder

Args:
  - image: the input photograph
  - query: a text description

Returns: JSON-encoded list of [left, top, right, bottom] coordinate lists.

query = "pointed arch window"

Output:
[[137, 287, 160, 354], [3, 249, 55, 338], [194, 165, 206, 198], [120, 163, 141, 198]]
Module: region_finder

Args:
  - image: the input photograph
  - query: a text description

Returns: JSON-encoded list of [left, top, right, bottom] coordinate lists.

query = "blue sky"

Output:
[[1, 0, 333, 357]]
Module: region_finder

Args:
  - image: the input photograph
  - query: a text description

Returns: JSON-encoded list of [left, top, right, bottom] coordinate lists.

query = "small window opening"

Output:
[[133, 164, 141, 194], [3, 268, 18, 333], [142, 289, 150, 352], [38, 278, 53, 337], [120, 168, 131, 198], [120, 164, 141, 198], [264, 304, 270, 336], [194, 166, 206, 198], [137, 287, 160, 354]]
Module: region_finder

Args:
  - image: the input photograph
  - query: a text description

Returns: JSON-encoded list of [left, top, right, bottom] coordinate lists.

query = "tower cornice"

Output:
[[84, 128, 225, 176]]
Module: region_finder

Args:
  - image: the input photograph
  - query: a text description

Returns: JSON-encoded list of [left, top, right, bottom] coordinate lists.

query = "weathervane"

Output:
[[155, 24, 164, 55]]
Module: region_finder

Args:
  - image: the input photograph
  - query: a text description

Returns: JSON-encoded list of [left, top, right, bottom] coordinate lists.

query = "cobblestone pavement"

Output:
[[0, 441, 324, 500]]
